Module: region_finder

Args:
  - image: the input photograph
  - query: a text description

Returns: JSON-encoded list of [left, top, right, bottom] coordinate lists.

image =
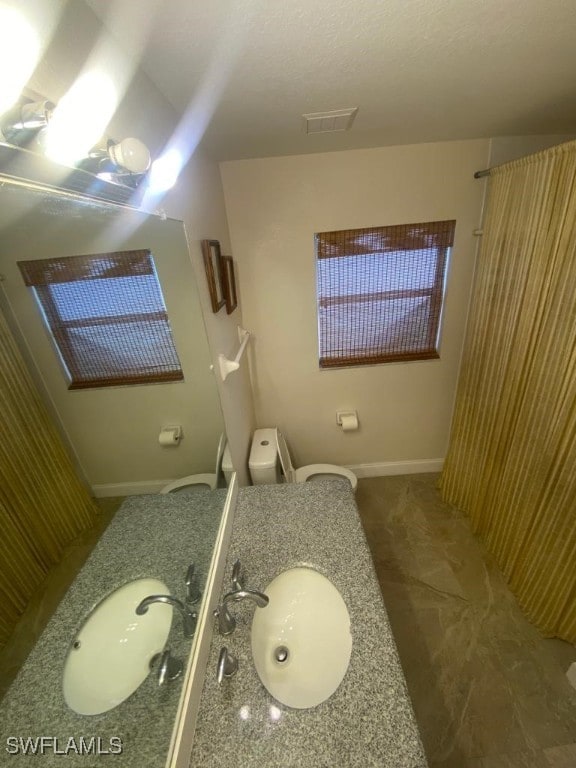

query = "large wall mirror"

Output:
[[0, 174, 230, 765]]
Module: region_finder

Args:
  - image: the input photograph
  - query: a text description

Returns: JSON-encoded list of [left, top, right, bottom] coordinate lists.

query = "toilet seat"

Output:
[[159, 433, 226, 494], [275, 429, 357, 491], [294, 464, 358, 491], [159, 473, 217, 494]]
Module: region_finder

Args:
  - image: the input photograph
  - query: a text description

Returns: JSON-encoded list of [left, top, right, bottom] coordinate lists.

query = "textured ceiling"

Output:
[[85, 0, 576, 160]]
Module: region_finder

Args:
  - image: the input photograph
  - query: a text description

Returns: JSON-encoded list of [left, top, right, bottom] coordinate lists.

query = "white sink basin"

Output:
[[63, 578, 172, 715], [251, 567, 352, 709]]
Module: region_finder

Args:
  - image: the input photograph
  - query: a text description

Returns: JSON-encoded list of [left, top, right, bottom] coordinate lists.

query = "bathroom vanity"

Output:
[[191, 479, 428, 768], [0, 480, 427, 767], [0, 491, 226, 766]]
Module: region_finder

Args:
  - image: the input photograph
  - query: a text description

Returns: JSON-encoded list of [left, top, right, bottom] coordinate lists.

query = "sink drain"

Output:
[[274, 646, 289, 663]]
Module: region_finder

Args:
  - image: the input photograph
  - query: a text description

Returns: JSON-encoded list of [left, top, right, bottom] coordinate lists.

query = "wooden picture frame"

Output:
[[222, 255, 238, 314], [201, 239, 226, 313]]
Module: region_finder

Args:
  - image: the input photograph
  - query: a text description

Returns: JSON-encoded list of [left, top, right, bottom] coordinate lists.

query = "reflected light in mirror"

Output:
[[44, 71, 117, 167], [0, 5, 40, 116], [148, 148, 183, 193]]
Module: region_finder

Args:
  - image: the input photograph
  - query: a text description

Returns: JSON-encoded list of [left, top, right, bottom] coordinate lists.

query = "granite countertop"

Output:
[[0, 491, 225, 766], [190, 480, 428, 768]]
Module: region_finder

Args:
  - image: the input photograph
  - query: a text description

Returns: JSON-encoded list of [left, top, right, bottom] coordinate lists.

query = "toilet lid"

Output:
[[275, 429, 295, 483]]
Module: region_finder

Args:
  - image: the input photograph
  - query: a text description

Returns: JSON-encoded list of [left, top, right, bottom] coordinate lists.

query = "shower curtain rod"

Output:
[[473, 168, 491, 179]]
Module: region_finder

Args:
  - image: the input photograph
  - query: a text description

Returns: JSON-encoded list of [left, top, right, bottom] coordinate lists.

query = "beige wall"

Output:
[[2, 0, 255, 489], [170, 153, 255, 485], [488, 135, 576, 167], [221, 139, 489, 472]]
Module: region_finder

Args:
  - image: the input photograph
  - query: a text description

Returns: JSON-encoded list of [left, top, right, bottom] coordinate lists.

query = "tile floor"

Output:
[[0, 497, 123, 701], [355, 475, 576, 768]]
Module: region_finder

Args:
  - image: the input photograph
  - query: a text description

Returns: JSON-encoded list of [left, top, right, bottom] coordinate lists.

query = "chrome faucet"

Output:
[[214, 589, 269, 635], [185, 563, 201, 604], [155, 649, 183, 686], [214, 559, 269, 635], [216, 647, 238, 684], [231, 559, 244, 591], [136, 594, 197, 638]]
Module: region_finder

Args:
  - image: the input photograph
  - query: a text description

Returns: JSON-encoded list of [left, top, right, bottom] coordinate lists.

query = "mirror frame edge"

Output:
[[166, 472, 238, 768]]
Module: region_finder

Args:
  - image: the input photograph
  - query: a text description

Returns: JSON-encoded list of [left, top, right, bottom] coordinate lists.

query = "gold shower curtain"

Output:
[[440, 141, 576, 643], [0, 308, 98, 648]]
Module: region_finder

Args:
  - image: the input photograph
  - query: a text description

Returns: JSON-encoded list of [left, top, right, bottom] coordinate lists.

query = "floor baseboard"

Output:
[[91, 480, 168, 497], [347, 459, 444, 478], [92, 459, 445, 496]]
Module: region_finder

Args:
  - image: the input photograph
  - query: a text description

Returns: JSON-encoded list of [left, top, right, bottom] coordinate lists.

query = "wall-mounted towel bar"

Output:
[[217, 326, 251, 381]]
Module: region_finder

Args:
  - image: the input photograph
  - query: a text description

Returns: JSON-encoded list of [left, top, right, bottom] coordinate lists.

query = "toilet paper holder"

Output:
[[336, 410, 359, 431], [159, 425, 183, 446]]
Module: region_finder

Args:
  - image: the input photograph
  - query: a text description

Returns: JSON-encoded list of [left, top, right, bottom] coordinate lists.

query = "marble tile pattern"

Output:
[[0, 491, 225, 766], [190, 480, 428, 768], [355, 475, 576, 768]]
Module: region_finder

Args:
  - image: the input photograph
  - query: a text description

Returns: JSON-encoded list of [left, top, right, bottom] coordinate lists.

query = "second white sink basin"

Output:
[[63, 578, 172, 715], [251, 567, 352, 709]]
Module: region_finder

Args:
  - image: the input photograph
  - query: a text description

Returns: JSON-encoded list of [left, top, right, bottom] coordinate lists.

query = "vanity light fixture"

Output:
[[1, 91, 151, 189], [0, 98, 55, 145]]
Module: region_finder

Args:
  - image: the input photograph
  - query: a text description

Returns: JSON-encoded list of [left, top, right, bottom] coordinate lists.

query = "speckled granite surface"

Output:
[[190, 480, 428, 768], [0, 491, 225, 766]]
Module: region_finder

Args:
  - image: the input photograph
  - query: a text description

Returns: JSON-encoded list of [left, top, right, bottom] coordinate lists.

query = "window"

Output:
[[18, 249, 184, 389], [315, 220, 455, 368]]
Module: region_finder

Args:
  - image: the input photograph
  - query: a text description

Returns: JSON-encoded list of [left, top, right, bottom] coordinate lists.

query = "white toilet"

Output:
[[160, 433, 232, 494], [249, 428, 357, 491]]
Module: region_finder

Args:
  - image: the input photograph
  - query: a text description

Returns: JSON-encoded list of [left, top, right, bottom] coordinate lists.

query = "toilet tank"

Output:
[[249, 428, 282, 485]]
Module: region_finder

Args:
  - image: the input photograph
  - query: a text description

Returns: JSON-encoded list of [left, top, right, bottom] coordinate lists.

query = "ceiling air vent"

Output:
[[302, 108, 358, 134]]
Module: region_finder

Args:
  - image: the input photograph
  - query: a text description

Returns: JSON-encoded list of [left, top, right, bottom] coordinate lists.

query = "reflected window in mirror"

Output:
[[18, 249, 184, 389]]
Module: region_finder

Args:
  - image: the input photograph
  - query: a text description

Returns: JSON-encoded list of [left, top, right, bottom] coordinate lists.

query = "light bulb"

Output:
[[108, 137, 150, 173]]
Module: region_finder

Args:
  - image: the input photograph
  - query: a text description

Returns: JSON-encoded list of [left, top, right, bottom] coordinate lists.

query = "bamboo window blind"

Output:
[[316, 220, 455, 368], [18, 249, 184, 389]]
